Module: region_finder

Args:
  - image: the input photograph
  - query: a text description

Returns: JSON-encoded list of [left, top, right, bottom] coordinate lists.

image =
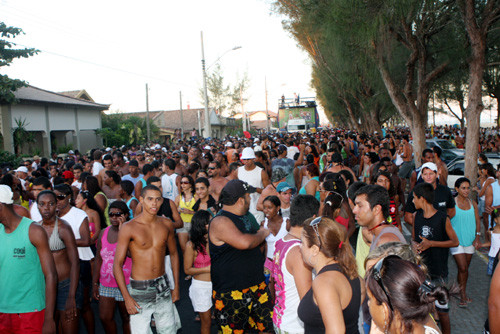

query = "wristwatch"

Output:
[[476, 232, 481, 236]]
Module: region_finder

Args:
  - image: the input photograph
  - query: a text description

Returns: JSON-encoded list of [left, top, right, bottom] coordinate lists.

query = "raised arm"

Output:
[[210, 216, 269, 250]]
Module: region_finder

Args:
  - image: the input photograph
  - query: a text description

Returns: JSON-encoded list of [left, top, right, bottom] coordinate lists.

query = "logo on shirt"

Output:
[[13, 247, 25, 258], [421, 226, 433, 239], [438, 202, 446, 207]]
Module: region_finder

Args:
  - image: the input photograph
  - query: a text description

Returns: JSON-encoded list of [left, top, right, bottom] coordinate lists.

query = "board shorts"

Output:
[[450, 244, 475, 255], [212, 281, 273, 333], [0, 309, 45, 334]]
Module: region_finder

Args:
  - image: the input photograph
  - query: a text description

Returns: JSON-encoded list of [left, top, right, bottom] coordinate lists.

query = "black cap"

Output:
[[219, 180, 256, 205], [129, 159, 139, 167]]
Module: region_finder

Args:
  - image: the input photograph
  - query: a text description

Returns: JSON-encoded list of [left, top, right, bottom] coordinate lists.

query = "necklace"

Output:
[[288, 232, 301, 240], [368, 220, 390, 232]]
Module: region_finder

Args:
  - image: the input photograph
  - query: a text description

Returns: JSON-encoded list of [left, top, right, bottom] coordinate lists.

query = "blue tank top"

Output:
[[451, 200, 476, 247], [126, 197, 137, 219], [299, 177, 320, 202]]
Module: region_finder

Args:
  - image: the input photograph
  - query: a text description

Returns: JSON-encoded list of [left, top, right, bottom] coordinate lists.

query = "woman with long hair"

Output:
[[297, 217, 364, 333], [192, 177, 217, 216], [365, 256, 449, 333], [54, 183, 95, 334], [83, 175, 110, 226], [184, 210, 212, 334], [75, 190, 106, 246], [450, 177, 480, 307], [373, 171, 401, 230], [92, 200, 132, 334], [262, 195, 288, 283], [37, 190, 80, 333], [175, 175, 196, 255]]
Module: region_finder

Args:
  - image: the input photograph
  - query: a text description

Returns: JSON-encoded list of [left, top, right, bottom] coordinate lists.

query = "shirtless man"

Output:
[[114, 185, 180, 333], [103, 171, 122, 200], [214, 152, 229, 177], [98, 155, 114, 190], [208, 161, 228, 201], [398, 135, 414, 190], [113, 151, 129, 177], [325, 150, 357, 180], [433, 146, 448, 187]]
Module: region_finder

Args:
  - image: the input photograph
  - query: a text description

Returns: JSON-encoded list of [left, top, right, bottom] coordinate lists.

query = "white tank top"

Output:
[[480, 176, 495, 201], [490, 182, 500, 226], [161, 173, 179, 201], [273, 238, 305, 333], [263, 217, 288, 259], [238, 166, 264, 222], [489, 232, 500, 258]]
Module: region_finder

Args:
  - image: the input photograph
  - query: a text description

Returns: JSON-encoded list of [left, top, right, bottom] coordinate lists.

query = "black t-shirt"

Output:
[[192, 195, 217, 213], [158, 197, 174, 221], [405, 184, 455, 214], [414, 210, 449, 280], [209, 210, 264, 292]]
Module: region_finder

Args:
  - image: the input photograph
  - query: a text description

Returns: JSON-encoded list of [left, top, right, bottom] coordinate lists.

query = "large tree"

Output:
[[459, 0, 500, 187], [0, 22, 38, 104]]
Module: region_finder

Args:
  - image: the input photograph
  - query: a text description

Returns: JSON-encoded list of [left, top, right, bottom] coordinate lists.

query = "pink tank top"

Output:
[[193, 244, 211, 268], [100, 226, 132, 287]]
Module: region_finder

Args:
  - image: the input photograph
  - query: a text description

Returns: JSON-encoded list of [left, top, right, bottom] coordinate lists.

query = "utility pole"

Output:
[[179, 91, 184, 139], [201, 31, 211, 139], [241, 85, 247, 132], [265, 77, 270, 132], [145, 83, 150, 143]]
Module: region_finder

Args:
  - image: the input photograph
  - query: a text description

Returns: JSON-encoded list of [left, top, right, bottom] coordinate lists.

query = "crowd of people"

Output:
[[0, 125, 499, 334]]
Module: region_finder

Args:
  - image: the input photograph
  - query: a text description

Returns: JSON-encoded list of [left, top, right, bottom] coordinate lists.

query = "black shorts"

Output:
[[79, 260, 92, 288], [212, 281, 273, 333]]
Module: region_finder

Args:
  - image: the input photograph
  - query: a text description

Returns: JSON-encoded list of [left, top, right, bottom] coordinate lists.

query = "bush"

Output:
[[0, 150, 22, 169]]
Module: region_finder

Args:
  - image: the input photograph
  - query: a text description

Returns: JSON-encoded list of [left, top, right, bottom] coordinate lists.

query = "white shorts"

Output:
[[450, 244, 475, 255], [188, 278, 213, 312]]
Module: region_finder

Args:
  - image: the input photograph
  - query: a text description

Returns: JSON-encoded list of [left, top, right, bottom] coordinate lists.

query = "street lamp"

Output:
[[201, 31, 241, 139]]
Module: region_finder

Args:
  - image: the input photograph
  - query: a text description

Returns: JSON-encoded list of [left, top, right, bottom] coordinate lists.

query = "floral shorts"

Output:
[[212, 281, 273, 333]]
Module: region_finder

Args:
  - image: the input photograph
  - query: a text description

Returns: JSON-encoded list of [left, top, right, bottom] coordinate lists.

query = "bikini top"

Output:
[[39, 218, 66, 252], [193, 244, 211, 268]]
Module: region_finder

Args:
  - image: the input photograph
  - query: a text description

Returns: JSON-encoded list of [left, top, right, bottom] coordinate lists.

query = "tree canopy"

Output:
[[97, 113, 159, 147], [0, 22, 38, 104]]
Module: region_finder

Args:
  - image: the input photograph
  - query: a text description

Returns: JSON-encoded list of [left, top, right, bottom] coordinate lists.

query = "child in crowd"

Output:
[[480, 209, 500, 275]]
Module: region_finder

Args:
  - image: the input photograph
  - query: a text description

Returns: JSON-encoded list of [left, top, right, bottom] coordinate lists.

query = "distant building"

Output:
[[117, 108, 235, 140], [0, 85, 109, 156], [232, 110, 277, 130]]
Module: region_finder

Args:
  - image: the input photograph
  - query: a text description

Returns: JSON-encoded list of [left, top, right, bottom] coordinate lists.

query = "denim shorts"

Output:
[[56, 279, 83, 311], [127, 274, 181, 334]]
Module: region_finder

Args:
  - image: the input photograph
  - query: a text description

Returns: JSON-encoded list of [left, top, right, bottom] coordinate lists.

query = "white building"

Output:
[[0, 85, 109, 156]]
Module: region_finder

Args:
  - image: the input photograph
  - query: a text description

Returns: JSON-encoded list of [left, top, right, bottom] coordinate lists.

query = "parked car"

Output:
[[426, 139, 465, 164], [446, 154, 500, 189]]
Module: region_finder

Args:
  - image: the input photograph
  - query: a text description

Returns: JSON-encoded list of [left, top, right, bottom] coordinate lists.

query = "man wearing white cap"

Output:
[[404, 162, 455, 226], [237, 147, 270, 223], [0, 185, 57, 333], [15, 166, 29, 191]]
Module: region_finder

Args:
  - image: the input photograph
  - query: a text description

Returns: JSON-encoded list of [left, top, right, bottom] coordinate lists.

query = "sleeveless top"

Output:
[[0, 217, 45, 313], [209, 210, 264, 292], [389, 197, 398, 225], [490, 182, 500, 225], [237, 165, 264, 222], [297, 263, 361, 333], [38, 218, 66, 252], [161, 173, 179, 201], [194, 244, 211, 268], [263, 217, 288, 259], [126, 197, 137, 219], [489, 232, 500, 257], [480, 176, 495, 201], [100, 226, 132, 288], [272, 238, 305, 333], [451, 199, 476, 247], [370, 225, 407, 252], [96, 191, 111, 226], [298, 176, 320, 202], [179, 195, 196, 223]]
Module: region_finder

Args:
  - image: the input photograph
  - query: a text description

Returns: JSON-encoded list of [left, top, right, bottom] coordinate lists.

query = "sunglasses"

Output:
[[371, 255, 400, 311], [109, 212, 124, 217], [309, 216, 323, 249], [181, 181, 190, 184], [56, 194, 68, 201], [208, 167, 216, 170]]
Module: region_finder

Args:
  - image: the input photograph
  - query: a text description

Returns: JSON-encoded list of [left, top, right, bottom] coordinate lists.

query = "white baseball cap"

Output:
[[225, 142, 233, 147], [241, 147, 256, 160], [254, 145, 262, 152], [0, 185, 14, 204], [204, 145, 211, 150], [15, 166, 28, 174]]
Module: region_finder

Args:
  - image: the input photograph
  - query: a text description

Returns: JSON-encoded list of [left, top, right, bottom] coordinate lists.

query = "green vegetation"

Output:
[[97, 113, 159, 147]]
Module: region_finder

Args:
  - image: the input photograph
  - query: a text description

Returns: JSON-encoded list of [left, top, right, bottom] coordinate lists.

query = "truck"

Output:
[[277, 97, 319, 133]]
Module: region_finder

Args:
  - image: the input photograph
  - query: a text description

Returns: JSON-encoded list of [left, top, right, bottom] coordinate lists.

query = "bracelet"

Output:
[[476, 232, 481, 236]]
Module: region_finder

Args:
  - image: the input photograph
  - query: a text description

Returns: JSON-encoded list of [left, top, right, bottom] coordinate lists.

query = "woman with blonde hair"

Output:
[[297, 217, 364, 333]]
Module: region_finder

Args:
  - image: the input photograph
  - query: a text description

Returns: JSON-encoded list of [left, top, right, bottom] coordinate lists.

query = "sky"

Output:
[[1, 0, 324, 120]]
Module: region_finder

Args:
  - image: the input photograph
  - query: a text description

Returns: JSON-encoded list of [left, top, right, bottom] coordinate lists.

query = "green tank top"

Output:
[[0, 217, 45, 313], [97, 191, 111, 226]]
